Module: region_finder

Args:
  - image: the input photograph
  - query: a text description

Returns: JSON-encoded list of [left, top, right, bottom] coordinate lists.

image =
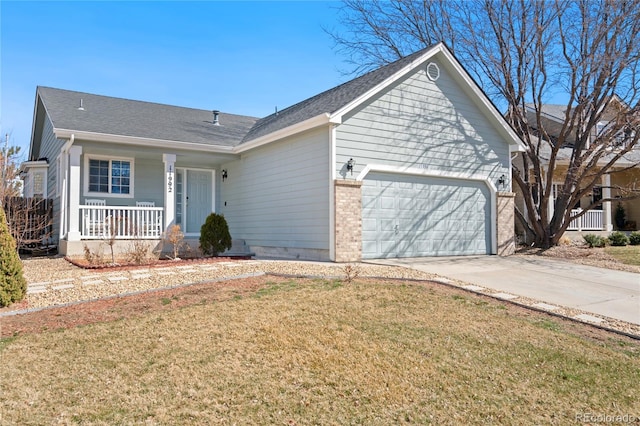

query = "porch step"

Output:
[[223, 239, 255, 258]]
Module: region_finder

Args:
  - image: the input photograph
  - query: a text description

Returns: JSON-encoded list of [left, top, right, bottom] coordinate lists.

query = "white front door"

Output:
[[176, 169, 214, 234]]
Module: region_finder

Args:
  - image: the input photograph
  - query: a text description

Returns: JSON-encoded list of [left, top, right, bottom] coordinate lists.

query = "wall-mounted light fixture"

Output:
[[497, 174, 506, 189], [346, 158, 355, 175], [222, 169, 228, 182]]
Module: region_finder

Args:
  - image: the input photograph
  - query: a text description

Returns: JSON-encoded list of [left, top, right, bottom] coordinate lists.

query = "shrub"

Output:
[[124, 239, 155, 265], [83, 243, 104, 265], [608, 231, 629, 247], [0, 206, 27, 307], [558, 235, 572, 246], [199, 213, 232, 256], [164, 224, 186, 260], [614, 204, 626, 230], [583, 234, 606, 248], [629, 232, 640, 246]]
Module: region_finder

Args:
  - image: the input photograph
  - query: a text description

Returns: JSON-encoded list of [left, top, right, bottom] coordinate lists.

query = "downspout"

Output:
[[59, 134, 74, 240]]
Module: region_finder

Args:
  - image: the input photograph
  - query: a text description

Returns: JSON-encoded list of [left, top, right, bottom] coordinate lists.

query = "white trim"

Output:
[[54, 129, 236, 154], [356, 164, 498, 255], [235, 113, 331, 153], [83, 154, 135, 199], [329, 125, 337, 261]]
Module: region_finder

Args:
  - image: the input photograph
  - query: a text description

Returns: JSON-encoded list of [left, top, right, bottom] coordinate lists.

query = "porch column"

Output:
[[163, 154, 176, 230], [67, 146, 82, 241], [603, 174, 613, 231]]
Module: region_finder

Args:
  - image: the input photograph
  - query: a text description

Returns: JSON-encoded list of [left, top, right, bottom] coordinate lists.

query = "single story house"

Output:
[[21, 42, 523, 262]]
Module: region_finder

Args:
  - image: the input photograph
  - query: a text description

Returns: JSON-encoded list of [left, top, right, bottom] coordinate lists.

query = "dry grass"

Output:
[[2, 278, 639, 425], [605, 245, 640, 266]]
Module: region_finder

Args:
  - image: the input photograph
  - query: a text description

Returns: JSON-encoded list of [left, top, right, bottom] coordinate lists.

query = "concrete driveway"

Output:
[[366, 256, 640, 325]]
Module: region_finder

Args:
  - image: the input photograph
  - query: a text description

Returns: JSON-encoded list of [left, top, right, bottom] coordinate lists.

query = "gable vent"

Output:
[[426, 62, 440, 81]]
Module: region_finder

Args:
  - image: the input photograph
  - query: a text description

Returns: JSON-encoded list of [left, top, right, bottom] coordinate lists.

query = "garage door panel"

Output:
[[362, 172, 491, 258]]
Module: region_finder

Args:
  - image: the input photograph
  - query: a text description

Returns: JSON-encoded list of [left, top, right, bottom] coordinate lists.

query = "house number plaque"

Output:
[[167, 166, 173, 193]]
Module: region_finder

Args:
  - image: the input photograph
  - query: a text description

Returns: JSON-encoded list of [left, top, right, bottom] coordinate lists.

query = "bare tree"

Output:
[[331, 0, 640, 248], [1, 137, 53, 252]]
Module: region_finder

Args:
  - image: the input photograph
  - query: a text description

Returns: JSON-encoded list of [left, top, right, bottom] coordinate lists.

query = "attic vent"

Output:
[[212, 110, 220, 125], [426, 62, 440, 81]]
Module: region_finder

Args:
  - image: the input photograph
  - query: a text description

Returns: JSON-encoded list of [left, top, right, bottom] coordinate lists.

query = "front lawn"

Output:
[[1, 278, 639, 424], [605, 245, 640, 266]]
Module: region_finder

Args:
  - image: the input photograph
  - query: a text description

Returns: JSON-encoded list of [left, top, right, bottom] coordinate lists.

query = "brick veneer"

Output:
[[334, 180, 362, 262], [497, 192, 516, 256]]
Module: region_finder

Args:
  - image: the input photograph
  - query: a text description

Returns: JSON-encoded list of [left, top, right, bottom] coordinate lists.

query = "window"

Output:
[[32, 171, 45, 198], [85, 156, 134, 197], [592, 186, 603, 210]]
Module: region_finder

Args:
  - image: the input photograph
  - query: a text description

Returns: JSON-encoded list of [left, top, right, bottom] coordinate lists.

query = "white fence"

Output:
[[80, 205, 164, 239], [567, 208, 603, 231]]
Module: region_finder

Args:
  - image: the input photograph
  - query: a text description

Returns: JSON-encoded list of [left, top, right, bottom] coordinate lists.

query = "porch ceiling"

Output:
[[79, 141, 239, 167]]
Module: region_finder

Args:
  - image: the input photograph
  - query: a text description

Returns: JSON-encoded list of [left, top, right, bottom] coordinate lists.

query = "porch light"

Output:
[[346, 158, 355, 175], [221, 169, 228, 182], [498, 174, 506, 189]]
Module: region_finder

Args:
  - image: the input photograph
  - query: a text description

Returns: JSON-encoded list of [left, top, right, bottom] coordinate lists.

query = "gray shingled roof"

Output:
[[38, 43, 439, 148], [38, 86, 259, 147], [241, 45, 437, 143]]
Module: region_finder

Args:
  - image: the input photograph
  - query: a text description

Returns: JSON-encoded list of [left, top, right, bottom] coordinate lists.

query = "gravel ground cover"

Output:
[[4, 255, 639, 339], [11, 257, 436, 311]]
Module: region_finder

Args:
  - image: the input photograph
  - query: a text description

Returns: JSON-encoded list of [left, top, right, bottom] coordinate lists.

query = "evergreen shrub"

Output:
[[0, 207, 27, 307], [608, 231, 629, 247], [199, 213, 232, 256], [583, 234, 606, 248]]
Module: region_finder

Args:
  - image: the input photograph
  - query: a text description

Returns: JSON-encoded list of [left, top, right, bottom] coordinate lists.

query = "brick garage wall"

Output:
[[497, 192, 516, 256], [334, 180, 362, 262]]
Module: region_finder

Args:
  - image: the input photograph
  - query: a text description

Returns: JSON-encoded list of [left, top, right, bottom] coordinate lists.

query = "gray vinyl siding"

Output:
[[335, 58, 510, 182], [39, 115, 65, 242], [220, 127, 330, 250]]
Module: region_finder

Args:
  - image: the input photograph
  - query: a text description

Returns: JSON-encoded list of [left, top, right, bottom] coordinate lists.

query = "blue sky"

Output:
[[1, 1, 347, 157]]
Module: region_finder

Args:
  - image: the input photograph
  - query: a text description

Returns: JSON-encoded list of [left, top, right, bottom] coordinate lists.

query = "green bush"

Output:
[[0, 207, 27, 307], [199, 213, 232, 256], [583, 234, 606, 248], [629, 232, 640, 246], [608, 231, 629, 247]]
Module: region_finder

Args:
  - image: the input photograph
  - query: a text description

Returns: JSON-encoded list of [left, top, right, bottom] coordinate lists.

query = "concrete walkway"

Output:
[[367, 256, 640, 326]]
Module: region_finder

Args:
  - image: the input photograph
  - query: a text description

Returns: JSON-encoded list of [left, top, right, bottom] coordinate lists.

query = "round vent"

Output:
[[426, 62, 440, 81]]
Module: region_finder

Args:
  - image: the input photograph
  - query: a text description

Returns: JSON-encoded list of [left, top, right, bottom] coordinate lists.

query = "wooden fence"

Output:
[[3, 196, 54, 252]]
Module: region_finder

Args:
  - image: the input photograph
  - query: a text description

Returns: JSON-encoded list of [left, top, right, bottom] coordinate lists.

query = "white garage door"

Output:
[[362, 172, 491, 258]]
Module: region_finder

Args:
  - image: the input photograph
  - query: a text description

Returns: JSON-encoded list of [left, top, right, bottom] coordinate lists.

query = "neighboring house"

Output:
[[21, 42, 523, 262], [515, 98, 640, 239]]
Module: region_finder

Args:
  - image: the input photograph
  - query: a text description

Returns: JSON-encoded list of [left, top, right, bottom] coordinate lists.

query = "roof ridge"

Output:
[[241, 44, 438, 142], [37, 86, 259, 120]]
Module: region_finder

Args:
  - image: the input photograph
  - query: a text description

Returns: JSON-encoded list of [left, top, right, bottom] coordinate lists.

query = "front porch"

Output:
[[566, 208, 606, 231], [80, 204, 164, 239]]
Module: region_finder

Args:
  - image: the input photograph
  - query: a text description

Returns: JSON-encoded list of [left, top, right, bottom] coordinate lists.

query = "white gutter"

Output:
[[54, 129, 236, 154], [234, 113, 331, 153]]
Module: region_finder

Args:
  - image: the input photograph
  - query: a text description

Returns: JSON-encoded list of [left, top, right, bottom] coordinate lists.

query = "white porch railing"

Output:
[[80, 205, 164, 239], [567, 208, 604, 231]]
